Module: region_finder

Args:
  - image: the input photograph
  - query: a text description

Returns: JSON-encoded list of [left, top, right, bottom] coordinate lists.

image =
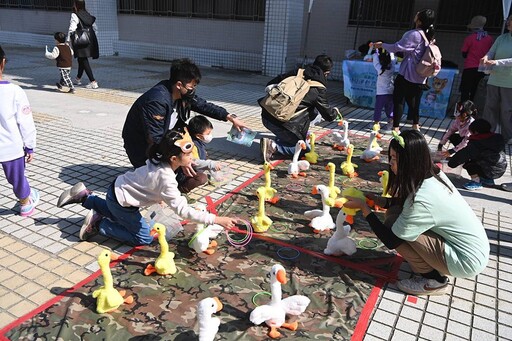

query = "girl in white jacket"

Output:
[[0, 46, 39, 217], [372, 47, 396, 133], [57, 129, 238, 245]]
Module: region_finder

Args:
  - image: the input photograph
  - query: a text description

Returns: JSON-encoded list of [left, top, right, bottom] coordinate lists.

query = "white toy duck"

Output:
[[304, 185, 335, 233], [288, 140, 310, 178], [189, 204, 224, 255], [332, 120, 350, 151], [250, 264, 310, 339], [371, 123, 383, 152], [304, 133, 319, 164], [93, 249, 133, 313], [251, 187, 273, 233], [360, 131, 381, 162], [144, 223, 177, 276], [340, 144, 358, 178], [325, 162, 341, 200], [260, 162, 279, 204], [324, 210, 357, 256], [197, 297, 223, 341]]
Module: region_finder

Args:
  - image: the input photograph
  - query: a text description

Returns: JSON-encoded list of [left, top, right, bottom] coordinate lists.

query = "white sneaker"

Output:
[[73, 78, 82, 85], [86, 81, 99, 89], [397, 276, 449, 296]]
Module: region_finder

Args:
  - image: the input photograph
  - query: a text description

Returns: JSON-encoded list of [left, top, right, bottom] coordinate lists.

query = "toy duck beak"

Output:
[[150, 229, 158, 237], [376, 133, 383, 139], [213, 297, 223, 312], [267, 163, 274, 170], [300, 142, 306, 150], [276, 269, 287, 284], [378, 171, 384, 176], [311, 186, 318, 195], [324, 165, 330, 171], [110, 253, 119, 261], [337, 120, 344, 126]]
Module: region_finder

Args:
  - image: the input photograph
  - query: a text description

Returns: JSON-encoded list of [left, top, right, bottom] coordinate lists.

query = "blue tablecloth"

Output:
[[342, 60, 459, 119]]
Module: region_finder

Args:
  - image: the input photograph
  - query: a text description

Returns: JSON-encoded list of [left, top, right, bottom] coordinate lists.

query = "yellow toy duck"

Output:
[[250, 264, 310, 339], [251, 187, 273, 232], [144, 223, 177, 276], [371, 123, 383, 152], [325, 162, 341, 200], [288, 140, 310, 178], [304, 132, 319, 164], [93, 249, 133, 314], [260, 162, 279, 204], [334, 187, 366, 225], [378, 170, 392, 198], [332, 120, 350, 151], [340, 144, 358, 178]]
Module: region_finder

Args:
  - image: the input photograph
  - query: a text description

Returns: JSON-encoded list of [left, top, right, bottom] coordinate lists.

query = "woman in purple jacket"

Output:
[[374, 9, 436, 132]]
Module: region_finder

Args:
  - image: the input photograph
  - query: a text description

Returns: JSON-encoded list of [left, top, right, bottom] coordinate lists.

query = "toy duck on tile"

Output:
[[304, 132, 319, 164], [369, 170, 392, 212], [250, 264, 310, 339], [304, 185, 336, 233], [371, 123, 383, 153], [332, 120, 350, 151], [334, 187, 366, 225], [340, 144, 358, 178], [93, 249, 133, 314], [288, 140, 310, 178], [144, 223, 177, 276], [361, 131, 381, 162], [189, 204, 224, 255], [251, 187, 273, 232], [197, 297, 223, 341], [324, 210, 357, 256], [260, 161, 279, 204], [325, 162, 341, 201]]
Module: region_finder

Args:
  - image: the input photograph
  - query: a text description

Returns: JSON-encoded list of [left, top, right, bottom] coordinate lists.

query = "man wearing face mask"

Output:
[[122, 58, 248, 176]]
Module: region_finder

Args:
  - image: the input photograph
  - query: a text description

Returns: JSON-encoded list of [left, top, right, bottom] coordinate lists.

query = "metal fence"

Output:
[[0, 0, 73, 11], [348, 0, 415, 29]]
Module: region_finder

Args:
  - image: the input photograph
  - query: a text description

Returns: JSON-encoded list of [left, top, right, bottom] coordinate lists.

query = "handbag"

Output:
[[71, 20, 90, 49]]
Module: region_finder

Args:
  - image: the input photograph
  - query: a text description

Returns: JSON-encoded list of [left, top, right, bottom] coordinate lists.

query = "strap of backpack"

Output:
[[418, 29, 430, 46], [297, 68, 325, 88]]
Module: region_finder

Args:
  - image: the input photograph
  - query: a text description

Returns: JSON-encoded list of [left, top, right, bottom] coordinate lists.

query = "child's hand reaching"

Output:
[[214, 162, 225, 171], [214, 216, 238, 229], [343, 196, 372, 217]]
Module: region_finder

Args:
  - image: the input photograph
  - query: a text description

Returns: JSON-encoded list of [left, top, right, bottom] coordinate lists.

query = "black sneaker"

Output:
[[260, 138, 276, 162], [57, 182, 91, 207], [56, 82, 63, 90], [79, 209, 102, 240]]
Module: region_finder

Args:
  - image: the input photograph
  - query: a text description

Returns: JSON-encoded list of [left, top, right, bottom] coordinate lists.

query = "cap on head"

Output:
[[467, 15, 487, 29]]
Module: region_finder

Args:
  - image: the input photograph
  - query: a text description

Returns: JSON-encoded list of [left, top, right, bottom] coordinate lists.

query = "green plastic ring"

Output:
[[252, 291, 272, 306], [357, 238, 379, 249]]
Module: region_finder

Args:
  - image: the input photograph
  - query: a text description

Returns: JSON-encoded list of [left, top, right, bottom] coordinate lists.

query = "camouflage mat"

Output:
[[2, 132, 400, 341]]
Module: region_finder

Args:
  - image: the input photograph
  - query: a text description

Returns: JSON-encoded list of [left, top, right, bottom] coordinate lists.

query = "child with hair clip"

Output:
[[448, 118, 507, 190], [372, 46, 396, 133], [56, 129, 238, 245], [438, 100, 477, 157], [343, 130, 489, 296]]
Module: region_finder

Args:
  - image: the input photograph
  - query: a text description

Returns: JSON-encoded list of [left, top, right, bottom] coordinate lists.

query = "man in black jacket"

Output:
[[122, 58, 247, 170], [260, 54, 339, 161]]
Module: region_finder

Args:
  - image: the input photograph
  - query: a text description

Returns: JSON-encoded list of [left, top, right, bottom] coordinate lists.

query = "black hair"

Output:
[[455, 100, 477, 118], [54, 32, 66, 43], [148, 129, 186, 165], [469, 118, 492, 134], [388, 130, 451, 204], [377, 48, 392, 75], [358, 40, 372, 56], [169, 58, 201, 85], [73, 0, 86, 13], [416, 9, 436, 42], [313, 54, 333, 73], [187, 115, 213, 137], [0, 45, 5, 60]]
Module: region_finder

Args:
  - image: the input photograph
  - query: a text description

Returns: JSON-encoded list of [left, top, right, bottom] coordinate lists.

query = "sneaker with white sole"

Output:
[[57, 182, 91, 208], [397, 276, 449, 296], [79, 209, 102, 240], [260, 137, 276, 163], [463, 180, 483, 190], [86, 81, 99, 89], [73, 78, 82, 85], [20, 189, 40, 217]]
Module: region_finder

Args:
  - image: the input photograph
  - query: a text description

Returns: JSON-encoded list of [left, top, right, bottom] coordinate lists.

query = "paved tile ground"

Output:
[[0, 44, 511, 339]]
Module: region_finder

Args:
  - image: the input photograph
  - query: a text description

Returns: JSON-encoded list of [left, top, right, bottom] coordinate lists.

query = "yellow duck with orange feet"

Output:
[[144, 223, 177, 276], [325, 162, 341, 201], [93, 249, 134, 314], [304, 132, 319, 164], [334, 187, 367, 225], [251, 187, 273, 232], [259, 162, 279, 204], [340, 144, 358, 178]]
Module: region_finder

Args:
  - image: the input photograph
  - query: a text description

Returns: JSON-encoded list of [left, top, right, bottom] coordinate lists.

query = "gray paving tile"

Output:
[[446, 320, 471, 340], [471, 328, 496, 340], [366, 321, 392, 340], [419, 324, 445, 340]]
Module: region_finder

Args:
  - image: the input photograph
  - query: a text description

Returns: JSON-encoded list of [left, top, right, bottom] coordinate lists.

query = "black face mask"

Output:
[[182, 87, 196, 100]]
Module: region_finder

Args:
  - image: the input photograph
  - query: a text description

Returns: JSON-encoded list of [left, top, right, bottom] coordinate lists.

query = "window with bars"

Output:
[[348, 0, 415, 29], [436, 0, 511, 33], [117, 0, 265, 21], [0, 0, 74, 11]]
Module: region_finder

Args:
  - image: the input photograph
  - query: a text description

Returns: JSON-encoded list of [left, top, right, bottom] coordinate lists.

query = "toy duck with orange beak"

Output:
[[197, 297, 223, 341], [288, 140, 310, 178], [144, 223, 177, 276], [260, 161, 279, 204]]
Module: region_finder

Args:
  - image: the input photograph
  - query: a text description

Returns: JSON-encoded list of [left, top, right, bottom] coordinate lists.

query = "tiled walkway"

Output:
[[0, 44, 511, 340]]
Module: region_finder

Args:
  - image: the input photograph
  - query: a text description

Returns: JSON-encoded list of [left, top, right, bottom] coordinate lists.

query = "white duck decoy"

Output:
[[324, 210, 357, 256], [304, 185, 335, 233], [360, 131, 381, 162], [189, 204, 224, 255], [332, 120, 350, 151], [288, 140, 310, 178], [197, 297, 223, 341], [250, 264, 310, 339]]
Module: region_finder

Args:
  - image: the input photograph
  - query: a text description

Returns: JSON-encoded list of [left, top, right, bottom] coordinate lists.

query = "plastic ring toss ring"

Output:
[[277, 247, 300, 260]]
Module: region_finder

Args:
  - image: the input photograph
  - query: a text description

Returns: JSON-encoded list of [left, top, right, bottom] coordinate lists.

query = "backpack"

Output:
[[416, 30, 442, 78], [259, 68, 325, 122]]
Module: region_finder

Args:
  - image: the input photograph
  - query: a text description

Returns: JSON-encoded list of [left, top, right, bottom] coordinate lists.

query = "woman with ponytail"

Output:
[[373, 9, 437, 132], [56, 128, 238, 245]]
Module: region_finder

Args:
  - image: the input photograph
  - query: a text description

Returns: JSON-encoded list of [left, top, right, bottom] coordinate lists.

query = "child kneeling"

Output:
[[56, 129, 238, 245], [448, 118, 507, 190]]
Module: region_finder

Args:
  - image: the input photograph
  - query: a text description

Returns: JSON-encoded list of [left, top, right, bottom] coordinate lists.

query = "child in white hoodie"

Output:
[[372, 47, 396, 133], [56, 129, 238, 245]]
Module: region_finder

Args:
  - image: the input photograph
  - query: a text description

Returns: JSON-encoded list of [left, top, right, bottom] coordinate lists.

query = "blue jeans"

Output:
[[82, 185, 153, 245], [261, 115, 310, 156]]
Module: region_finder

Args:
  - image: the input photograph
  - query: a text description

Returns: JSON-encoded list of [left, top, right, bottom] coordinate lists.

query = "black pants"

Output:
[[449, 134, 463, 148], [393, 74, 423, 127], [460, 68, 485, 102], [463, 161, 483, 178], [77, 57, 95, 82]]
